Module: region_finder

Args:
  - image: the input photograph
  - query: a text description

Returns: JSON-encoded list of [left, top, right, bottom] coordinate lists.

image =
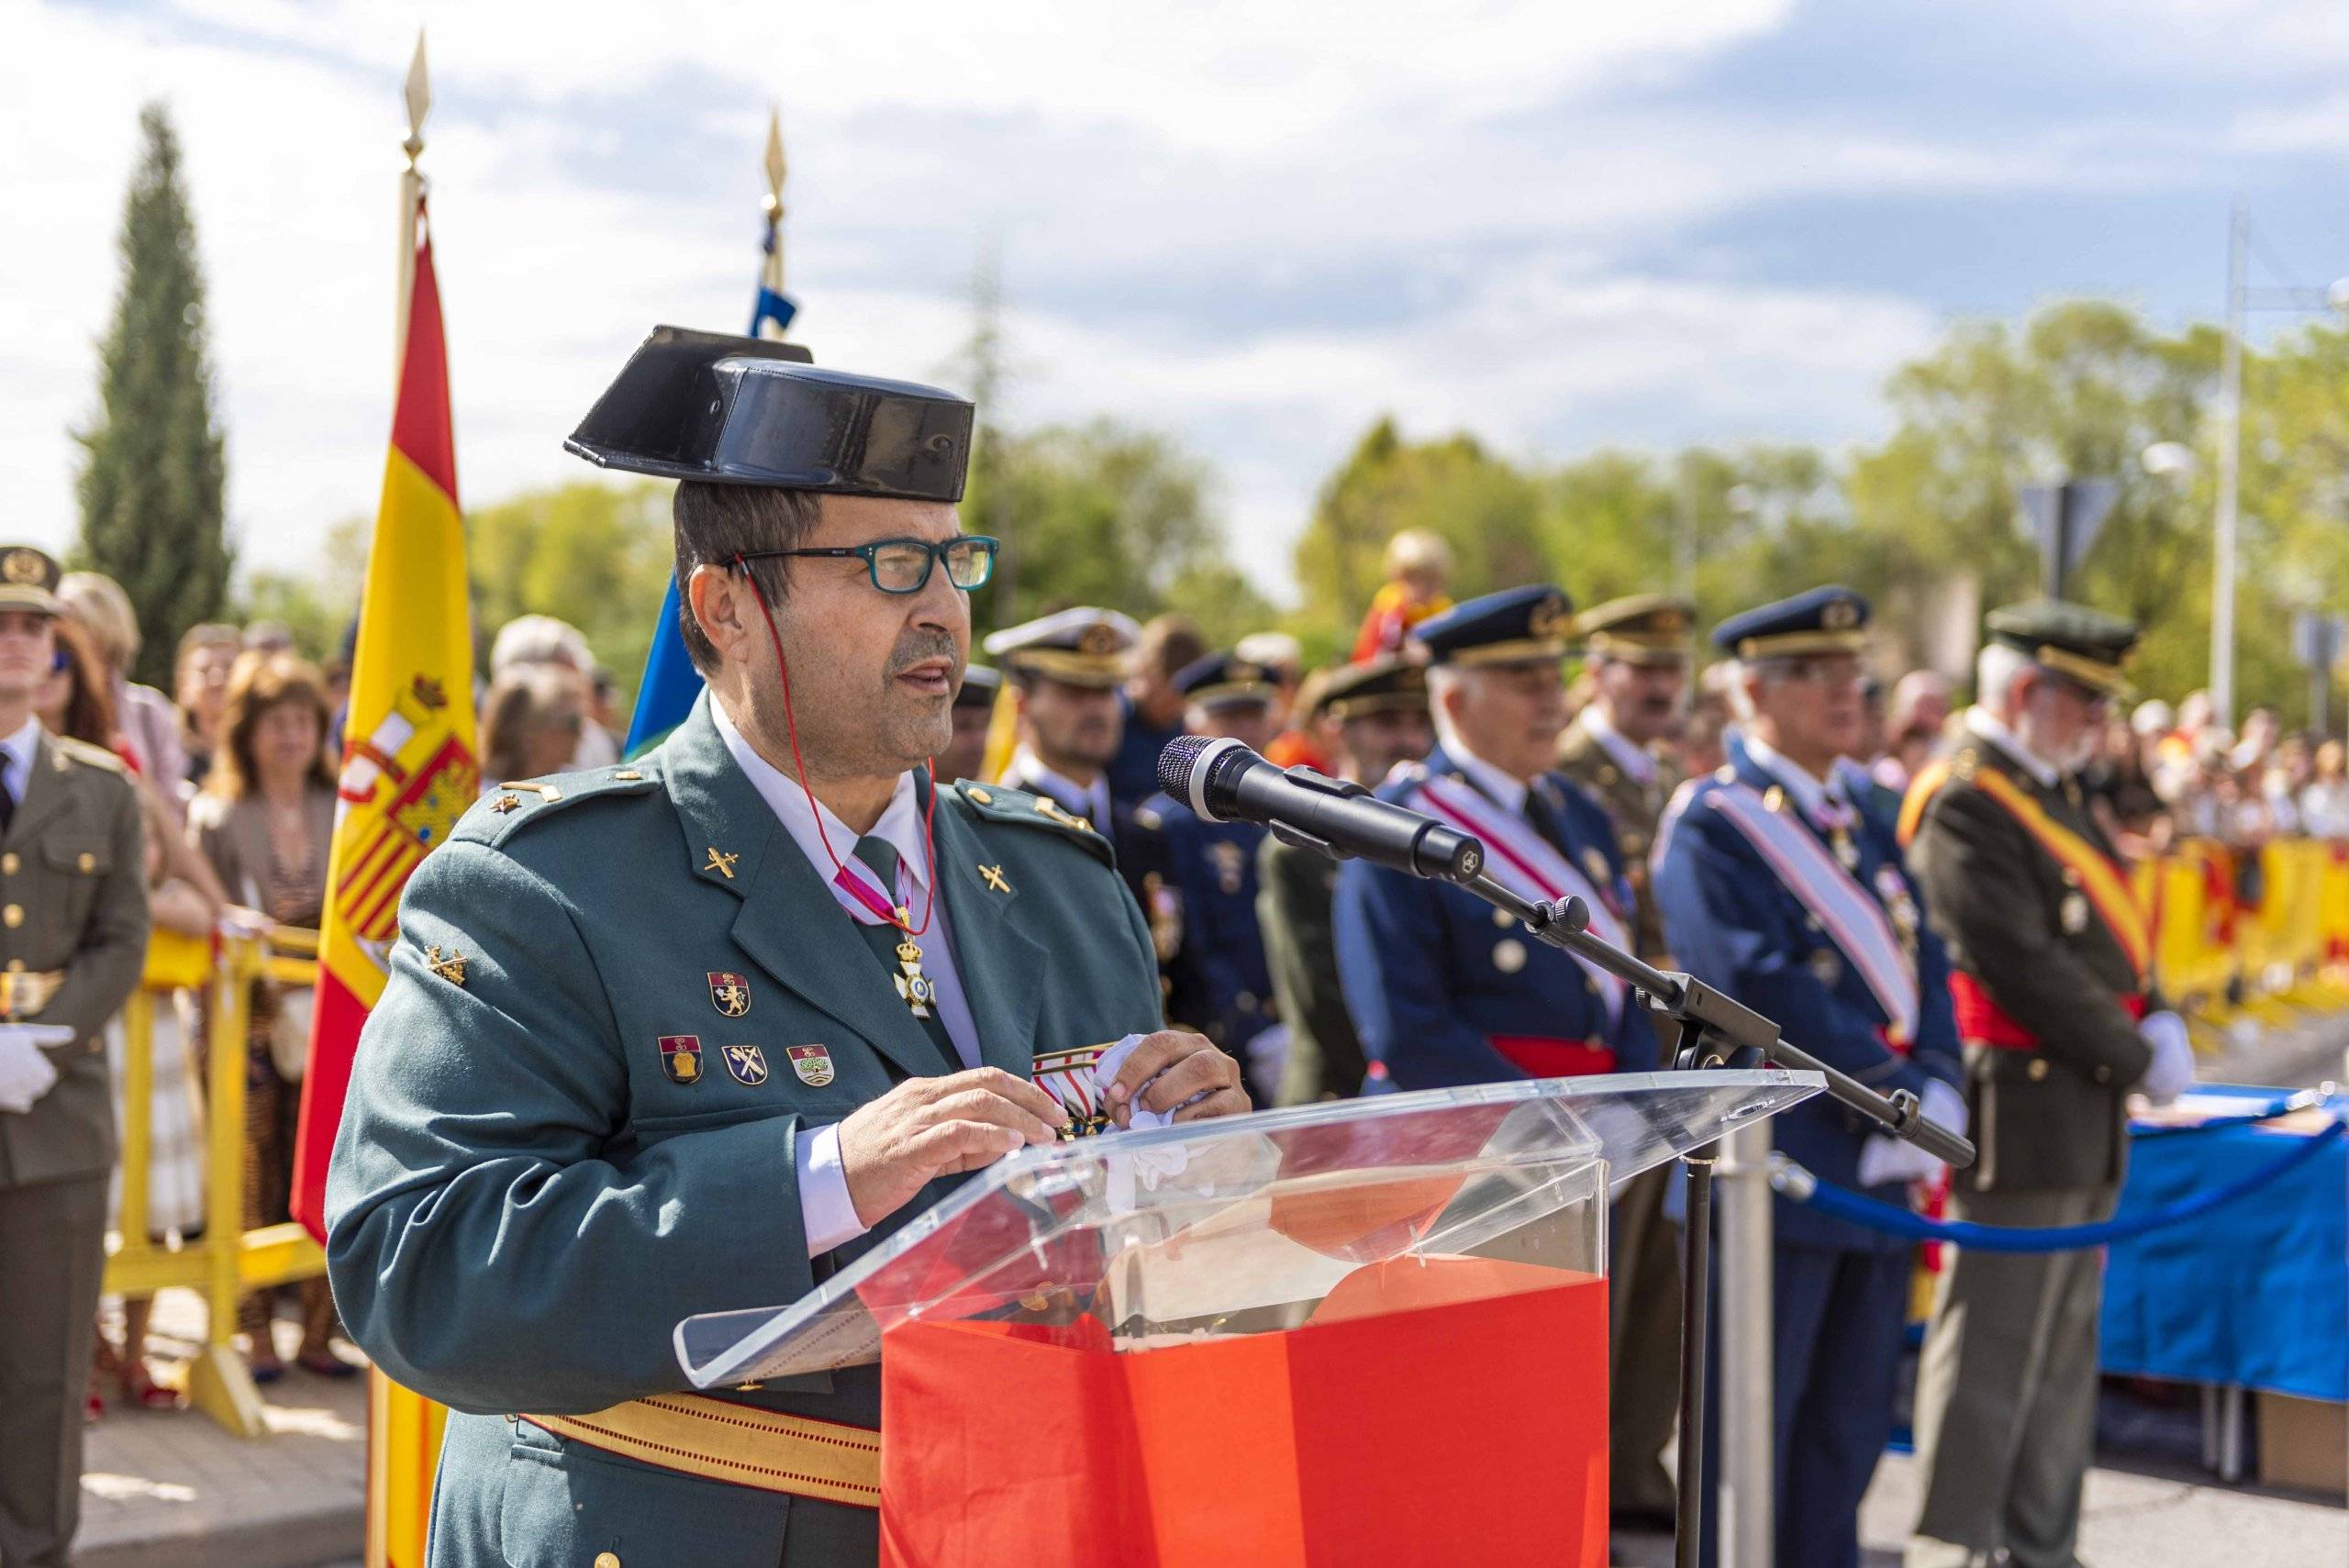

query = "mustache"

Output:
[[886, 630, 963, 679]]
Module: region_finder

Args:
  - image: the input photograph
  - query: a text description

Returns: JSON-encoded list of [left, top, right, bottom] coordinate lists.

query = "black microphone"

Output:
[[1156, 737, 1486, 884]]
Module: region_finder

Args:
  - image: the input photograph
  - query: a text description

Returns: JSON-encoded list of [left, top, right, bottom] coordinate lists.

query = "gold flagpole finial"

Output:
[[763, 106, 786, 222], [402, 30, 431, 172]]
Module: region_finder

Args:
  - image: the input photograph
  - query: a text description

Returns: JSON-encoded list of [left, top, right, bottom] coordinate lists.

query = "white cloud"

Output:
[[3, 0, 2329, 621]]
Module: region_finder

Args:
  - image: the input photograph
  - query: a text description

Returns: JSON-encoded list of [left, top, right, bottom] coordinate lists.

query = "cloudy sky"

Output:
[[10, 0, 2349, 602]]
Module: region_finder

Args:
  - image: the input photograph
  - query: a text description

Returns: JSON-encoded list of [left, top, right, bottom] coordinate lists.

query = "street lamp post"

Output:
[[2207, 201, 2349, 730]]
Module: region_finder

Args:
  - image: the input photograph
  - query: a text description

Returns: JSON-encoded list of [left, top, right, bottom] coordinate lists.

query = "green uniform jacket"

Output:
[[326, 696, 1163, 1568], [1901, 736, 2154, 1194], [1, 730, 148, 1188], [1555, 711, 1679, 965], [1256, 833, 1364, 1105]]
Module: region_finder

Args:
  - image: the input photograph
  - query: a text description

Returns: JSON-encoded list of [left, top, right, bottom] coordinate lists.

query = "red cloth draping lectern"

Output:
[[675, 1069, 1820, 1567]]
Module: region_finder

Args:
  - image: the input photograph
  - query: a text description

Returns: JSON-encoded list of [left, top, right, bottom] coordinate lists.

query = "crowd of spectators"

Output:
[[34, 546, 2344, 1423]]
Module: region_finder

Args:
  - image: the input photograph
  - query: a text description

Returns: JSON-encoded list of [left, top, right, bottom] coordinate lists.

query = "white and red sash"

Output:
[[1704, 781, 1919, 1043], [1413, 772, 1629, 1024]]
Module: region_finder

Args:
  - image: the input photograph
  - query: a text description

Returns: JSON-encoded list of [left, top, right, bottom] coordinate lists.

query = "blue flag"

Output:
[[622, 579, 706, 758], [619, 230, 798, 758]]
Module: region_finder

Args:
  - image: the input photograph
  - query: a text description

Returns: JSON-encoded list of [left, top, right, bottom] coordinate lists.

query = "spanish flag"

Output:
[[290, 185, 471, 1568]]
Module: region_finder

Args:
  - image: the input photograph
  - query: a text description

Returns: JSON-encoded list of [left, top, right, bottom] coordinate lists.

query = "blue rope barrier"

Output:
[[1774, 1113, 2346, 1253]]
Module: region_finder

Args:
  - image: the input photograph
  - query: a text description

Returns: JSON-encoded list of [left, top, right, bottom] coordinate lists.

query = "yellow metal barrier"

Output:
[[106, 926, 329, 1438], [2143, 838, 2349, 1030]]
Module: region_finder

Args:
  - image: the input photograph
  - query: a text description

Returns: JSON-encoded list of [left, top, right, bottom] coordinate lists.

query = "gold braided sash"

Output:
[[526, 1394, 881, 1508], [1901, 759, 2150, 979]]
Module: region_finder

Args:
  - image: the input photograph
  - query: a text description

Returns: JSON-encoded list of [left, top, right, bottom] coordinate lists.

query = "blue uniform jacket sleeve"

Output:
[[1333, 860, 1525, 1089], [324, 841, 819, 1417], [1652, 807, 1932, 1099]]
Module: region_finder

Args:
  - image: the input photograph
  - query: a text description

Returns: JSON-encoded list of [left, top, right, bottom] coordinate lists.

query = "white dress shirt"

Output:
[[713, 699, 985, 1256], [1581, 706, 1657, 787], [1741, 732, 1849, 825], [1963, 707, 2061, 790], [1008, 745, 1113, 828], [0, 715, 39, 812], [1435, 721, 1532, 816]]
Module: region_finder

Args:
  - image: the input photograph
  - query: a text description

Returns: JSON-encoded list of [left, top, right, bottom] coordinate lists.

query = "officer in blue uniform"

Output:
[[1332, 585, 1655, 1092], [1649, 585, 1964, 1568], [1132, 653, 1286, 1095]]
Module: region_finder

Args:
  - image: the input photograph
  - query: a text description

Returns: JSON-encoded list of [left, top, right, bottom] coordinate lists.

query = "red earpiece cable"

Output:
[[732, 554, 940, 939]]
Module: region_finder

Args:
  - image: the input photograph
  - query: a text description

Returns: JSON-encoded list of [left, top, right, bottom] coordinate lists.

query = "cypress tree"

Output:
[[75, 102, 229, 688]]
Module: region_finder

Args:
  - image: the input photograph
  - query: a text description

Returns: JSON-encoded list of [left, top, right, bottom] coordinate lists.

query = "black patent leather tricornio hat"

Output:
[[564, 325, 974, 501]]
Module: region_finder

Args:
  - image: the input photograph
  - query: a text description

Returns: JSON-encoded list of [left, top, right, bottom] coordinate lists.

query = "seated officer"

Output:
[[984, 606, 1141, 831], [935, 662, 998, 785], [1333, 585, 1655, 1090], [1133, 653, 1286, 1095], [326, 328, 1247, 1568], [1649, 584, 1963, 1568]]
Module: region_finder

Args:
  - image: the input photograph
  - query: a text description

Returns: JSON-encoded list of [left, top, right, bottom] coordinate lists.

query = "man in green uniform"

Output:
[[326, 328, 1247, 1568], [1257, 656, 1430, 1105], [1899, 603, 2192, 1568], [0, 545, 149, 1568], [1554, 591, 1691, 1530]]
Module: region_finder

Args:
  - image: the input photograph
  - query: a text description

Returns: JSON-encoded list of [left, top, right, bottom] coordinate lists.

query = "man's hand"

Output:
[[0, 1027, 62, 1115], [835, 1068, 1064, 1229], [1106, 1029, 1251, 1129]]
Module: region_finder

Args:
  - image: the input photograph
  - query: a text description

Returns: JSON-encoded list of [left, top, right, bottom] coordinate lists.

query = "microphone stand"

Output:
[[1456, 880, 1976, 1568]]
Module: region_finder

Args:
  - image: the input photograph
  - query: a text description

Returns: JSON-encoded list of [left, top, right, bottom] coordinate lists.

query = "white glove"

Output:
[[1921, 1078, 1969, 1142], [0, 1026, 68, 1114], [1856, 1132, 1943, 1188], [2136, 1010, 2195, 1106]]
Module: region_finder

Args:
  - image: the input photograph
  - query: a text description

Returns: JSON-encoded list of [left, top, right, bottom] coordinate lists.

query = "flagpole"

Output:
[[395, 30, 429, 369], [757, 106, 790, 340]]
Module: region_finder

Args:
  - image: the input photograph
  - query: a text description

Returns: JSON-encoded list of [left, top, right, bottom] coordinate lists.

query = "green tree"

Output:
[[74, 102, 230, 687], [962, 419, 1249, 640], [1291, 420, 1545, 643], [467, 481, 675, 698]]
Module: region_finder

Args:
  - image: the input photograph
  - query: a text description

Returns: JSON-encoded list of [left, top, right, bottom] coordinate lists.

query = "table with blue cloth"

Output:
[[2099, 1084, 2346, 1476]]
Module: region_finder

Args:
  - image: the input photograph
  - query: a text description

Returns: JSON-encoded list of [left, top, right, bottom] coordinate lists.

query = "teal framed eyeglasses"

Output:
[[733, 535, 999, 595]]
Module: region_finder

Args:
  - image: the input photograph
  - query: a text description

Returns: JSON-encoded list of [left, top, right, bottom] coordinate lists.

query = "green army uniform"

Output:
[[1553, 591, 1689, 1525], [327, 697, 1163, 1567], [329, 331, 1170, 1567], [0, 545, 150, 1568], [1900, 603, 2156, 1568], [1257, 656, 1426, 1106]]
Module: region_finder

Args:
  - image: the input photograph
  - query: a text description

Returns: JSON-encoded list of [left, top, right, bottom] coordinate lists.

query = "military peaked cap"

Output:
[[1985, 600, 2140, 697], [1174, 652, 1280, 711], [1577, 593, 1694, 666], [1712, 584, 1871, 661], [0, 546, 62, 616], [1313, 655, 1429, 721], [1409, 584, 1575, 668]]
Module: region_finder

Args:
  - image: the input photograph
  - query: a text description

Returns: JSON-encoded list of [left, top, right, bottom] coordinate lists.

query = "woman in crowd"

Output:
[[56, 572, 188, 814], [480, 662, 589, 784], [187, 651, 346, 1381], [174, 623, 243, 792]]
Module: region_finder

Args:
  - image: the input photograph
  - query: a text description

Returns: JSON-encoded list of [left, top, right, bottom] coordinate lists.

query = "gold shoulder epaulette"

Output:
[[464, 764, 662, 844], [51, 735, 127, 773], [950, 782, 1116, 866]]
